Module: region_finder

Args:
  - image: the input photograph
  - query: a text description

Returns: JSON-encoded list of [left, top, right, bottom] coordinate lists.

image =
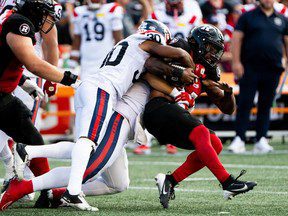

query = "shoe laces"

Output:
[[235, 170, 247, 182]]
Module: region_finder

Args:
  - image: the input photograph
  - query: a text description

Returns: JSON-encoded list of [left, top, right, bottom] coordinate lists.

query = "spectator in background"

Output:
[[69, 0, 124, 80], [122, 0, 152, 36], [201, 0, 236, 38], [150, 0, 202, 39], [229, 0, 288, 153]]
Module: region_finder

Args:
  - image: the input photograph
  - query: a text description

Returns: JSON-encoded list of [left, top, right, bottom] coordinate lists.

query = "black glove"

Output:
[[60, 71, 78, 86]]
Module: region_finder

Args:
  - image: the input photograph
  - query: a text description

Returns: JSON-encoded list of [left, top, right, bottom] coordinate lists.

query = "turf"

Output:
[[1, 140, 288, 215]]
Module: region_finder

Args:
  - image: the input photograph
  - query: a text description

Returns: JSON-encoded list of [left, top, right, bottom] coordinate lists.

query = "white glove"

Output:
[[71, 79, 82, 89], [21, 79, 44, 100]]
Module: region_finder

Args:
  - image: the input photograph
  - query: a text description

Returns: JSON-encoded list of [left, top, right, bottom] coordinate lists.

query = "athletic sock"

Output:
[[26, 141, 75, 160], [172, 132, 224, 183], [29, 158, 50, 177], [67, 138, 95, 195], [188, 125, 230, 183], [32, 167, 71, 191]]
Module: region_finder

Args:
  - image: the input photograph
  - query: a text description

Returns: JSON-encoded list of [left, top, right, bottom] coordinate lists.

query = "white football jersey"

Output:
[[150, 0, 202, 39], [0, 0, 14, 13], [73, 3, 124, 80], [93, 32, 166, 99]]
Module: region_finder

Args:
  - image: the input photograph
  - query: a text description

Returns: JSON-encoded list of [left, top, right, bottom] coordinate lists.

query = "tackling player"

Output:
[[28, 19, 195, 211], [142, 24, 257, 209], [69, 0, 124, 81], [0, 57, 196, 211]]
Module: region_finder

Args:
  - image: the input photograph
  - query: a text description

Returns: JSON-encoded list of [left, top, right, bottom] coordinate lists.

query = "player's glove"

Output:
[[170, 88, 193, 110], [60, 71, 81, 89], [44, 81, 57, 97], [20, 78, 44, 100]]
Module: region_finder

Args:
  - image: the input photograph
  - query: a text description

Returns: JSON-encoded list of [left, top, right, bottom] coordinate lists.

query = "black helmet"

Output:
[[138, 19, 172, 45], [15, 0, 57, 33], [188, 24, 224, 68]]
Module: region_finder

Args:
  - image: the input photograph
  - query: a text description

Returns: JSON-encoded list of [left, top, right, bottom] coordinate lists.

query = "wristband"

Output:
[[70, 50, 80, 58], [19, 75, 30, 86], [169, 87, 180, 98], [60, 71, 78, 86]]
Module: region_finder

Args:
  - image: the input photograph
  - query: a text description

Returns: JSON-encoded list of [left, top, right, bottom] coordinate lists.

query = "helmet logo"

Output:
[[200, 25, 212, 32], [19, 24, 30, 35]]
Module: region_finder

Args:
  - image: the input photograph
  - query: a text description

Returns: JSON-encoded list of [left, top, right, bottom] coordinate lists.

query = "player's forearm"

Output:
[[144, 57, 175, 76], [41, 26, 59, 66], [26, 58, 64, 83], [143, 73, 173, 95], [216, 93, 236, 115]]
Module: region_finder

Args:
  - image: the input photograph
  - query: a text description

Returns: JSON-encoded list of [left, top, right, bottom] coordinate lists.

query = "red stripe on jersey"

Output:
[[280, 6, 287, 15], [151, 12, 158, 20], [109, 3, 120, 13], [189, 15, 197, 24], [73, 9, 78, 17]]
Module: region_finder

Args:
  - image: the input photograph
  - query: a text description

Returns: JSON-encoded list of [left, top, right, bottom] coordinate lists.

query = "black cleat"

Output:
[[34, 190, 64, 209], [1, 179, 12, 193], [155, 173, 175, 209], [13, 143, 29, 179], [60, 190, 98, 211], [222, 170, 257, 200]]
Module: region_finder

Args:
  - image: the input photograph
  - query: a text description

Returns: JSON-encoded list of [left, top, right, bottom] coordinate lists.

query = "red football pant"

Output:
[[172, 125, 230, 183]]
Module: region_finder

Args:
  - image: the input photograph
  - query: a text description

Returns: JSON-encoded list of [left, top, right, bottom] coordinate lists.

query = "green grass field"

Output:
[[1, 140, 288, 216]]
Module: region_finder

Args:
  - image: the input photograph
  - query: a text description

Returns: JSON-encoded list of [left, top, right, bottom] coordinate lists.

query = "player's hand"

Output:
[[181, 68, 199, 84], [232, 61, 244, 81], [21, 79, 44, 100], [175, 91, 193, 110], [218, 82, 233, 94], [44, 81, 57, 97]]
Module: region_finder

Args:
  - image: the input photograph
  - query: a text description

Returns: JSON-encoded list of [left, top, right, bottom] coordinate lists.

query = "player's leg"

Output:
[[0, 96, 50, 179], [82, 148, 129, 196], [15, 141, 75, 162], [170, 130, 223, 185], [64, 81, 116, 211]]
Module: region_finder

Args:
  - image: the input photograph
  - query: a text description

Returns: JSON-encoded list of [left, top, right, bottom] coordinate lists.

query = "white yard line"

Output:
[[142, 178, 216, 182], [129, 186, 288, 195], [129, 161, 288, 170]]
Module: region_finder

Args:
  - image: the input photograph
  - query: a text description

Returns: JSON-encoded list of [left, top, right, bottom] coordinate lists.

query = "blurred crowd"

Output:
[[56, 0, 288, 73]]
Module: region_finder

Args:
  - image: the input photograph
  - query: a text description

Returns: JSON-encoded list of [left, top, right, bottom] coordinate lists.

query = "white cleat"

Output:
[[253, 137, 273, 154], [227, 136, 246, 153], [60, 190, 98, 212], [13, 143, 29, 180]]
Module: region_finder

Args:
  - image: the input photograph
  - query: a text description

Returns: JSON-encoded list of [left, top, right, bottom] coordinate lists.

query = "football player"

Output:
[[0, 0, 63, 203], [0, 19, 196, 211], [150, 0, 203, 39], [142, 24, 257, 209], [0, 52, 196, 211], [0, 0, 79, 204], [69, 0, 124, 81]]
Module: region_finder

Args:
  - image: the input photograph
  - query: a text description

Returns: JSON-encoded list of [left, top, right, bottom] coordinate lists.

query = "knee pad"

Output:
[[210, 133, 223, 154]]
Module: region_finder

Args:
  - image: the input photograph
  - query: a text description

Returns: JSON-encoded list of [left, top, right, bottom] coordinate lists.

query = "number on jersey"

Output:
[[100, 41, 129, 68], [84, 21, 105, 41]]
